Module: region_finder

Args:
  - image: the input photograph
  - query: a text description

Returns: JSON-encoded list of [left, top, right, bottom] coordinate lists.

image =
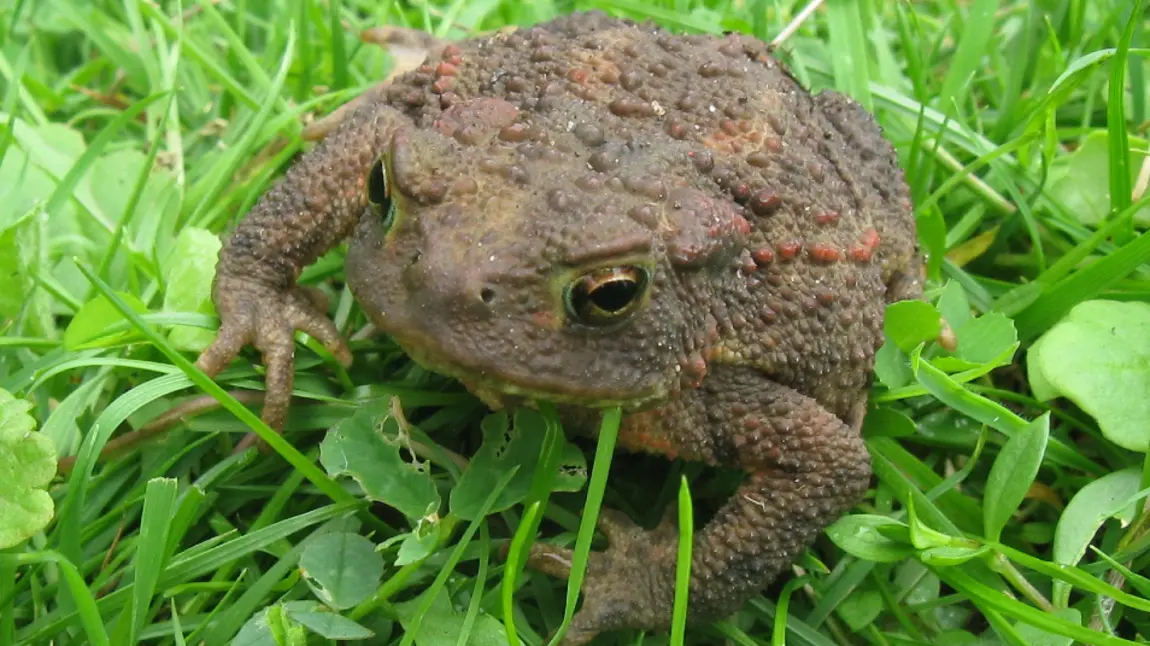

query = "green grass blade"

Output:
[[1106, 0, 1143, 242], [825, 0, 873, 108], [122, 478, 180, 646], [548, 407, 621, 646], [669, 475, 694, 646], [937, 0, 999, 116]]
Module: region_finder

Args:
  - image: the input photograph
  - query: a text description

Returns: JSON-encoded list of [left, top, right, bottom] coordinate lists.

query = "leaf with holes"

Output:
[[320, 398, 440, 520], [450, 408, 586, 521]]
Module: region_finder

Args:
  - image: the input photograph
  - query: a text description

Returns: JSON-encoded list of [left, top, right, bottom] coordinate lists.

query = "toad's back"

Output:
[[377, 11, 920, 422]]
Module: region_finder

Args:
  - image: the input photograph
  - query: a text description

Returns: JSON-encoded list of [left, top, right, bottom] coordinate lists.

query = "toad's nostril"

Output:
[[480, 287, 497, 304]]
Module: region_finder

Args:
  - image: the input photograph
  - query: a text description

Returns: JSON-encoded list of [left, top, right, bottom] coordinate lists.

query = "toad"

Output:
[[196, 11, 922, 644]]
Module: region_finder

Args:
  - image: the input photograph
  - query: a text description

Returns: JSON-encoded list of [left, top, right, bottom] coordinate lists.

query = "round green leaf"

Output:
[[874, 340, 913, 389], [935, 280, 973, 330], [935, 631, 980, 646], [299, 533, 385, 610], [0, 209, 52, 336], [836, 586, 882, 632], [895, 561, 941, 606], [0, 388, 57, 549], [933, 312, 1019, 372], [395, 527, 439, 566], [1028, 300, 1150, 452], [232, 608, 279, 646], [1013, 608, 1081, 646]]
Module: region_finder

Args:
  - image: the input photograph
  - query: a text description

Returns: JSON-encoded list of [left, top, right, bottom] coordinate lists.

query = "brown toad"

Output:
[[196, 11, 922, 644]]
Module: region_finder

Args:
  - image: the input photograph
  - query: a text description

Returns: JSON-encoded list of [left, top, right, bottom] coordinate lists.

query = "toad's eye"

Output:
[[564, 266, 650, 328], [367, 156, 395, 231]]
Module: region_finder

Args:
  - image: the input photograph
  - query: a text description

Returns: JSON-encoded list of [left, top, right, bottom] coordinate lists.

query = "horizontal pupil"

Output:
[[588, 280, 638, 313]]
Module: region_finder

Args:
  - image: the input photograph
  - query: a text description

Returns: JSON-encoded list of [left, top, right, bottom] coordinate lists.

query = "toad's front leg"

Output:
[[528, 366, 871, 644], [196, 105, 405, 440]]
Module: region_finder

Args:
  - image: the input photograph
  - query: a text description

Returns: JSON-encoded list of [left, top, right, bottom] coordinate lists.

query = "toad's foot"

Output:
[[195, 276, 352, 443], [526, 509, 681, 646]]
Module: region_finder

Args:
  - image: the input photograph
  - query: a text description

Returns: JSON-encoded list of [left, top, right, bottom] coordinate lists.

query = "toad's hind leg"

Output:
[[526, 366, 871, 645], [302, 27, 444, 141]]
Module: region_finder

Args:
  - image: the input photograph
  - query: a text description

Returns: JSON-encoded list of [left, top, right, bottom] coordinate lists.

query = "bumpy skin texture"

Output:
[[197, 11, 922, 643]]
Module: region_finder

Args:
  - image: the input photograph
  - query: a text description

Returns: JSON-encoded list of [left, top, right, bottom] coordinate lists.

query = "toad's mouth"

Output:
[[381, 326, 668, 411]]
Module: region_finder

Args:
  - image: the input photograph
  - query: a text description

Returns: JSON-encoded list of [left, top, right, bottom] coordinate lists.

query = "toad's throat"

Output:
[[382, 328, 668, 411]]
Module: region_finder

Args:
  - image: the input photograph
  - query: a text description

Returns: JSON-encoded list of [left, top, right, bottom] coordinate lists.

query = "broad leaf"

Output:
[[299, 532, 385, 610], [320, 398, 441, 520], [0, 389, 56, 549], [1028, 300, 1150, 452], [450, 409, 586, 521]]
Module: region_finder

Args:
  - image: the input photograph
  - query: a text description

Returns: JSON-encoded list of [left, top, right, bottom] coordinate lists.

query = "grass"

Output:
[[2, 0, 1150, 644]]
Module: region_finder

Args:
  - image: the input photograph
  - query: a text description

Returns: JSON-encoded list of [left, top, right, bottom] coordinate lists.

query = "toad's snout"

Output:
[[401, 242, 507, 320]]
